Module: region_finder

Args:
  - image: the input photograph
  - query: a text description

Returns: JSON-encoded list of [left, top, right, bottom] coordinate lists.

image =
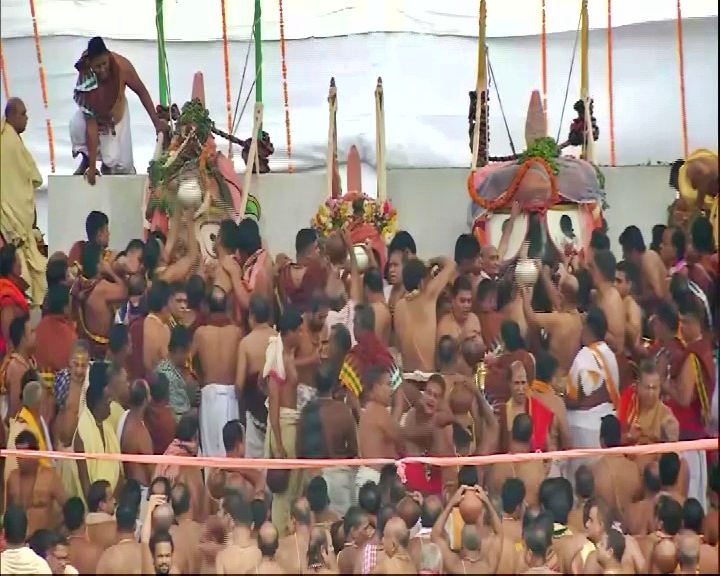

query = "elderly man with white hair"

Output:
[[3, 377, 55, 486]]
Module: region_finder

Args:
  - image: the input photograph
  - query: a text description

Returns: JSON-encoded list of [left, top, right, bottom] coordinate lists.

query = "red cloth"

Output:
[[498, 396, 554, 453], [403, 461, 443, 496], [34, 314, 77, 374], [276, 259, 328, 313], [0, 278, 29, 355], [618, 385, 637, 433], [666, 336, 716, 440], [146, 400, 177, 455], [528, 396, 554, 452]]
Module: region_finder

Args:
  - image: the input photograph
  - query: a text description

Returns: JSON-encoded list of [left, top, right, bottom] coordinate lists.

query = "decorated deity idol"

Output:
[[311, 146, 398, 273], [467, 90, 605, 262], [142, 72, 262, 264]]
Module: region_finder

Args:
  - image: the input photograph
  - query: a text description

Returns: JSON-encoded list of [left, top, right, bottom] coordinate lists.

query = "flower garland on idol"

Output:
[[311, 195, 399, 245]]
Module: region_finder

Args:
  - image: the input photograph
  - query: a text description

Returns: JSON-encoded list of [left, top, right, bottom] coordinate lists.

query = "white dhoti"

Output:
[[69, 103, 135, 174], [681, 449, 708, 512], [322, 466, 356, 516], [245, 413, 267, 459], [355, 466, 381, 491], [566, 403, 616, 484], [199, 384, 239, 458]]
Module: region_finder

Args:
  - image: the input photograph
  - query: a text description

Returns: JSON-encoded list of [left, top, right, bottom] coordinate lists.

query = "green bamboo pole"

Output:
[[254, 0, 262, 134], [156, 0, 169, 106]]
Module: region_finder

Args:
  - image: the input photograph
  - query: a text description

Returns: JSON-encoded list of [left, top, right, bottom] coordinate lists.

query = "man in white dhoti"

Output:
[[70, 36, 167, 184], [565, 306, 619, 482]]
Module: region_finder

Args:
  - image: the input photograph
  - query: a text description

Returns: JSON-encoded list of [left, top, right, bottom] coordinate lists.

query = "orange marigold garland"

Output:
[[467, 156, 559, 211]]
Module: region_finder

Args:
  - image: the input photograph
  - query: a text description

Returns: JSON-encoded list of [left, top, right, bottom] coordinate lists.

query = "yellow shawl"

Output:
[[3, 408, 53, 496], [0, 118, 47, 305], [67, 407, 122, 504]]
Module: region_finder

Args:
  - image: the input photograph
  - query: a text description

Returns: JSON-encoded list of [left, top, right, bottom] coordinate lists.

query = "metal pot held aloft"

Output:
[[346, 244, 371, 272]]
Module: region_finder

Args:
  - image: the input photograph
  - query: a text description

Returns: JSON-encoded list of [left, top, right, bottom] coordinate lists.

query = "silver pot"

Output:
[[515, 259, 539, 286], [347, 244, 370, 272], [176, 174, 204, 208]]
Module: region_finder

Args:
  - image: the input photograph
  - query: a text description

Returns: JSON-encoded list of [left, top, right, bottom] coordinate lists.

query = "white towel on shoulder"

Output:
[[263, 335, 285, 383]]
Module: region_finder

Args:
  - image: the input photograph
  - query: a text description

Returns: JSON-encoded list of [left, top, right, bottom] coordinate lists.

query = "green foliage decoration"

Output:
[[517, 137, 560, 174]]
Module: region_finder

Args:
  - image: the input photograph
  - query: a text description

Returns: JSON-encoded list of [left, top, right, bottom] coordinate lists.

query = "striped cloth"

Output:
[[73, 71, 100, 117], [339, 332, 402, 398]]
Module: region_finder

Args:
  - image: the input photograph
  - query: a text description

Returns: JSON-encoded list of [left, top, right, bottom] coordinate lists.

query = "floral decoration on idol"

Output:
[[311, 195, 399, 246]]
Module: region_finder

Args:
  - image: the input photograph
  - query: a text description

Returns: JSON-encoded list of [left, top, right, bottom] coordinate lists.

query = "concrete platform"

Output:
[[45, 166, 675, 259]]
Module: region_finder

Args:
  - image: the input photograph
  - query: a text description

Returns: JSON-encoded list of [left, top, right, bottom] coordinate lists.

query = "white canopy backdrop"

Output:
[[1, 0, 718, 183]]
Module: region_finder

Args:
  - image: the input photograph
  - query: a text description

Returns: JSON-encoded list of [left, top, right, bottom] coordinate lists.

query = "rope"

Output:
[[231, 16, 258, 135], [220, 0, 233, 156], [554, 8, 583, 143], [540, 0, 548, 131], [606, 0, 617, 165], [675, 0, 689, 158], [4, 438, 716, 470], [278, 0, 293, 173], [0, 40, 9, 99], [28, 0, 55, 173], [487, 50, 516, 156]]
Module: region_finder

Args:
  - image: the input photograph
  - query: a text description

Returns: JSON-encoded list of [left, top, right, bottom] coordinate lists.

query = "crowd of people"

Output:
[[0, 188, 717, 573], [0, 33, 719, 573]]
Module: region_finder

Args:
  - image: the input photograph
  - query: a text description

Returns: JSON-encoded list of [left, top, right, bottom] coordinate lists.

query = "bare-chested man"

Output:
[[520, 268, 582, 375], [207, 420, 264, 500], [486, 414, 548, 509], [63, 496, 103, 574], [372, 516, 416, 574], [363, 268, 392, 346], [276, 498, 313, 573], [6, 429, 67, 535], [265, 307, 305, 536], [615, 260, 644, 358], [394, 256, 456, 372], [72, 243, 127, 360], [337, 506, 373, 573], [53, 341, 91, 449], [521, 518, 560, 574], [295, 294, 329, 410], [70, 36, 167, 181], [298, 361, 357, 516], [588, 250, 626, 357], [678, 498, 720, 574], [532, 352, 571, 452], [401, 374, 456, 497], [214, 492, 261, 574], [168, 483, 202, 574], [143, 280, 173, 375], [356, 367, 403, 489], [454, 233, 483, 296], [430, 487, 494, 574], [619, 225, 667, 312], [582, 499, 647, 575], [591, 414, 643, 524], [437, 275, 484, 375], [254, 522, 288, 574], [624, 463, 662, 536], [117, 379, 153, 491], [1, 314, 37, 420], [95, 504, 143, 573], [236, 295, 276, 458], [192, 288, 242, 458]]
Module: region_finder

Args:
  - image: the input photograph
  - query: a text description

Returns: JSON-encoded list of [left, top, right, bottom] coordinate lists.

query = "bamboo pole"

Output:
[[470, 0, 487, 170], [254, 0, 263, 136], [326, 78, 337, 199], [155, 0, 168, 106], [580, 0, 592, 160], [375, 77, 387, 202], [240, 103, 264, 220]]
